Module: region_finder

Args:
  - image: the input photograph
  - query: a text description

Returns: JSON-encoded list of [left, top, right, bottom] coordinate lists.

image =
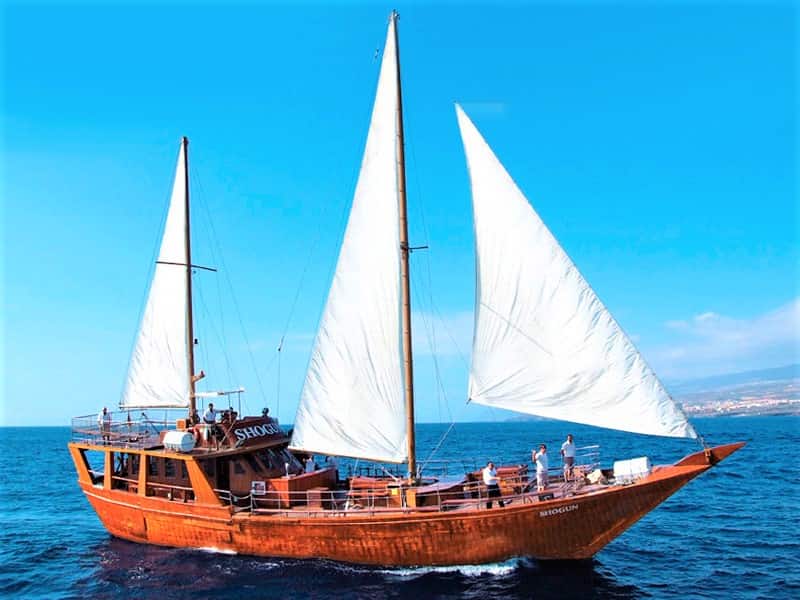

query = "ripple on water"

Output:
[[2, 418, 798, 599]]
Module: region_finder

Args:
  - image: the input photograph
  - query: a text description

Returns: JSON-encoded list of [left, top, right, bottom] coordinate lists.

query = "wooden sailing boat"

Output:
[[69, 13, 743, 567]]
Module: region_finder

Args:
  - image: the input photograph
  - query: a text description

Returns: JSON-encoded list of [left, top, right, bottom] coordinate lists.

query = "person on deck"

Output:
[[325, 456, 339, 482], [305, 457, 317, 473], [203, 403, 218, 424], [97, 407, 111, 443], [482, 461, 505, 509], [561, 434, 576, 481], [202, 403, 219, 443], [533, 444, 549, 492]]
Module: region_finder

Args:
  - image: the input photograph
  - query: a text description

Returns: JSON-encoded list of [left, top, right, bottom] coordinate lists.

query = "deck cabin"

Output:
[[69, 411, 340, 508]]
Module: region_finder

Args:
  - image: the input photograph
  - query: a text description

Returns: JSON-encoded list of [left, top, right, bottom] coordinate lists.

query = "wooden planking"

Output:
[[73, 442, 743, 566]]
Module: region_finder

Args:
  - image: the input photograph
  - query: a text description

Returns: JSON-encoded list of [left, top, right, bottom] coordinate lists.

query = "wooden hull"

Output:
[[76, 443, 743, 566]]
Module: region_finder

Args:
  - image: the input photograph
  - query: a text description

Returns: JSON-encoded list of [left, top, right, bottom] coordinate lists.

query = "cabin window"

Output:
[[202, 460, 215, 477], [117, 453, 138, 478], [83, 450, 105, 482], [114, 453, 125, 475], [164, 459, 176, 478], [245, 455, 263, 473], [233, 461, 246, 475], [257, 450, 274, 469], [148, 456, 159, 477], [180, 462, 188, 479], [277, 449, 303, 472]]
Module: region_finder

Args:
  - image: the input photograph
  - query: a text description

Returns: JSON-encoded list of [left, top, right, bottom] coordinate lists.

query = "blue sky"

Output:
[[2, 1, 797, 426]]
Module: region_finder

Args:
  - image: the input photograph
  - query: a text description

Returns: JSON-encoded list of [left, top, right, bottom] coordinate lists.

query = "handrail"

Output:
[[242, 470, 538, 513], [244, 480, 569, 518], [70, 410, 178, 449]]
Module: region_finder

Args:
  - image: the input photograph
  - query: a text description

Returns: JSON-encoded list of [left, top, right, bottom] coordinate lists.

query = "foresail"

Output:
[[120, 143, 190, 409], [456, 105, 696, 439], [290, 19, 407, 462]]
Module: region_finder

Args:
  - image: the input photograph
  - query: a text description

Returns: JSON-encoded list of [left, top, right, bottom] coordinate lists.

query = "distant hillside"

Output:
[[503, 364, 800, 421], [666, 364, 799, 395]]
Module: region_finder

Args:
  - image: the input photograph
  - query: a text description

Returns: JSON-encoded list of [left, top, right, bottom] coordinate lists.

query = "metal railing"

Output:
[[238, 472, 548, 517], [71, 410, 180, 449], [349, 459, 485, 480]]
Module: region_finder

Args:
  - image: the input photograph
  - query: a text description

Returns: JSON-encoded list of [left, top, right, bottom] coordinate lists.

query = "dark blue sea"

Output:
[[1, 416, 797, 599]]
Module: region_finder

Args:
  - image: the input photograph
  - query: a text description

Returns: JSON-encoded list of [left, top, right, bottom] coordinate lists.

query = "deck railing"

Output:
[[71, 410, 180, 449], [351, 459, 484, 480], [239, 471, 558, 517]]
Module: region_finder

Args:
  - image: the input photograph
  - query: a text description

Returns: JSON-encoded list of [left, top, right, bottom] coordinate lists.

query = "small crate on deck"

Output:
[[587, 469, 607, 485], [613, 457, 651, 484], [307, 487, 333, 510]]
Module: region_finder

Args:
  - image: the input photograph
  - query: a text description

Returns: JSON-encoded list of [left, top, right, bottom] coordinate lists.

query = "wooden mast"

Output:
[[391, 11, 417, 479], [183, 136, 197, 417]]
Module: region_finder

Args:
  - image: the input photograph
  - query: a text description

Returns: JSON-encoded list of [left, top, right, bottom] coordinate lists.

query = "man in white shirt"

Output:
[[203, 403, 218, 424], [561, 434, 576, 481], [202, 403, 219, 443], [482, 461, 505, 508], [532, 444, 549, 492]]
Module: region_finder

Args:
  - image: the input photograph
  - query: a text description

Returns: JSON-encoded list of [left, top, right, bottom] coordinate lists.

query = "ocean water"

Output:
[[0, 416, 797, 599]]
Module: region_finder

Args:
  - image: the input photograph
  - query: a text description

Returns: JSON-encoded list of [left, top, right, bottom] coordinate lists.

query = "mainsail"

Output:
[[120, 143, 191, 409], [290, 18, 407, 462], [456, 105, 696, 439]]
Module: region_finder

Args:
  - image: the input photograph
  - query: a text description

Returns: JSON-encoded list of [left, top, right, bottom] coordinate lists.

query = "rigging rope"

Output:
[[193, 275, 238, 395], [276, 336, 283, 421], [191, 164, 262, 415], [402, 110, 472, 467], [268, 61, 379, 421]]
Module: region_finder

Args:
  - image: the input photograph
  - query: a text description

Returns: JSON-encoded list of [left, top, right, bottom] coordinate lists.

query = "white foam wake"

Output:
[[377, 557, 525, 578], [197, 546, 238, 555]]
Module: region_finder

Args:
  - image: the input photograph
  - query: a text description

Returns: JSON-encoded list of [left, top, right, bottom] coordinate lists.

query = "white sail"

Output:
[[290, 19, 407, 462], [120, 143, 191, 409], [456, 105, 696, 439]]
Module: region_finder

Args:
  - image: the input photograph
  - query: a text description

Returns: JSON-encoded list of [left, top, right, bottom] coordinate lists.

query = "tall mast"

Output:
[[391, 11, 417, 479], [183, 136, 197, 417]]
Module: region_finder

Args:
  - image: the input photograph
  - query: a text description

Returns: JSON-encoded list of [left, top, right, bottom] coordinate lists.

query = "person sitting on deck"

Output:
[[482, 461, 505, 509], [305, 457, 317, 473], [97, 407, 111, 443], [533, 444, 549, 492], [561, 434, 576, 481]]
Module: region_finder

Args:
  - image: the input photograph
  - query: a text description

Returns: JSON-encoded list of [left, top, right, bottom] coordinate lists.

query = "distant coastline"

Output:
[[677, 379, 798, 418], [681, 403, 799, 418], [507, 364, 800, 421]]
